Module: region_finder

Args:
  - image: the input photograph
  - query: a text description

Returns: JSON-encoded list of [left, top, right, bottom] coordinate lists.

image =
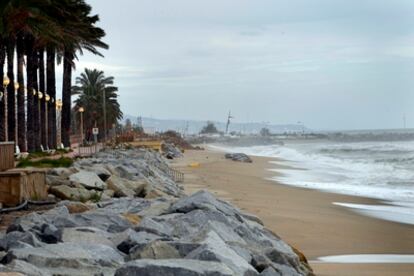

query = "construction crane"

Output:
[[225, 111, 233, 134]]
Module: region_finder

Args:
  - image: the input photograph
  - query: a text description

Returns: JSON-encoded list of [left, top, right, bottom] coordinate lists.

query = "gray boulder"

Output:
[[106, 175, 147, 198], [225, 153, 253, 163], [169, 190, 240, 216], [5, 242, 124, 276], [62, 227, 115, 248], [69, 171, 106, 190], [45, 174, 71, 187], [0, 260, 49, 276], [128, 240, 180, 260], [114, 259, 233, 276], [185, 231, 258, 276], [49, 185, 93, 201]]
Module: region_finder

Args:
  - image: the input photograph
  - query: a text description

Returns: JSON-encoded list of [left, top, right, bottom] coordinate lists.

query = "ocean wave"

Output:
[[214, 141, 414, 203]]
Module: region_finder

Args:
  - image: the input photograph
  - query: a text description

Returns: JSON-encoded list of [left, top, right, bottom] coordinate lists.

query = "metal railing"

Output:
[[167, 167, 184, 183], [78, 143, 104, 157], [143, 152, 184, 183]]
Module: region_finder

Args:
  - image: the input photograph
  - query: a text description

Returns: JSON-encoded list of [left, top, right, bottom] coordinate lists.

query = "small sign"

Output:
[[92, 128, 99, 135]]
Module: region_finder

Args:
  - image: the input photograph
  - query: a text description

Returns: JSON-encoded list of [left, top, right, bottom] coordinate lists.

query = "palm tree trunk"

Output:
[[39, 49, 46, 148], [0, 37, 5, 142], [16, 35, 26, 152], [62, 50, 73, 148], [6, 39, 15, 143], [46, 47, 56, 149], [26, 36, 35, 152]]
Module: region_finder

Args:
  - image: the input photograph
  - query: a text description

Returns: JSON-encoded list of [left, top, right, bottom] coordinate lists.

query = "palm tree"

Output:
[[0, 0, 108, 151], [72, 68, 123, 141], [1, 0, 64, 151], [60, 0, 108, 147]]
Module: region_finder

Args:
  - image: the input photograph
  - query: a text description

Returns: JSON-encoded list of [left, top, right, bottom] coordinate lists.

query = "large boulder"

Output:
[[106, 175, 147, 198], [114, 259, 233, 276], [185, 231, 258, 276], [225, 153, 253, 163], [5, 242, 124, 276], [69, 171, 106, 190], [128, 240, 180, 260], [0, 260, 48, 276], [169, 190, 239, 216], [49, 185, 93, 202], [62, 227, 115, 248], [45, 175, 71, 187]]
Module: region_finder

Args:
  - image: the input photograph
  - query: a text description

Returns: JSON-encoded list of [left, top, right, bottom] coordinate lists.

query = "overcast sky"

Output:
[[65, 0, 414, 130]]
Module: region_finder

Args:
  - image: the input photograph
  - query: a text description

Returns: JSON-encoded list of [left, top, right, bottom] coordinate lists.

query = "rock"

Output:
[[49, 185, 93, 202], [58, 201, 93, 214], [128, 240, 180, 260], [97, 197, 151, 214], [62, 227, 115, 248], [0, 232, 43, 251], [114, 259, 233, 276], [165, 242, 200, 257], [0, 272, 25, 276], [45, 175, 71, 187], [36, 223, 62, 244], [260, 267, 281, 276], [101, 189, 115, 201], [122, 213, 141, 225], [69, 171, 106, 190], [5, 242, 124, 276], [0, 260, 46, 276], [185, 231, 258, 276], [169, 190, 239, 216], [106, 175, 147, 198], [89, 165, 112, 182], [138, 200, 172, 217], [116, 230, 169, 254], [69, 211, 133, 233], [48, 167, 77, 178], [161, 143, 183, 159], [225, 153, 253, 163]]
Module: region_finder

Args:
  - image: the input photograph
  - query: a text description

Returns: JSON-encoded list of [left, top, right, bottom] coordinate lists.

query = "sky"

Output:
[[62, 0, 414, 130]]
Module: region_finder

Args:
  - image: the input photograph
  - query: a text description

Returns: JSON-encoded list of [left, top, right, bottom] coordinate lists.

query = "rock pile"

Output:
[[225, 153, 253, 163], [162, 143, 183, 159], [47, 149, 185, 202], [0, 149, 313, 276]]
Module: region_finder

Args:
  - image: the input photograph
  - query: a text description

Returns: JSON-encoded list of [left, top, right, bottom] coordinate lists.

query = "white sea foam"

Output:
[[211, 140, 414, 224], [314, 254, 414, 263]]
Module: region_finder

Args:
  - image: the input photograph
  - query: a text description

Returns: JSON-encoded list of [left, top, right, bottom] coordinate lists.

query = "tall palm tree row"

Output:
[[0, 0, 108, 152], [72, 68, 123, 142]]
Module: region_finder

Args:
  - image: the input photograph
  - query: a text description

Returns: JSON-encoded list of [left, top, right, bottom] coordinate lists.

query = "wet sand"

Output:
[[172, 149, 414, 276]]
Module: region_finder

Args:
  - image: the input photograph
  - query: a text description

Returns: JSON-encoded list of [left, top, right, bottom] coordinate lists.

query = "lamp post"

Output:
[[56, 99, 63, 148], [3, 75, 10, 141], [44, 94, 50, 149], [79, 107, 84, 145], [37, 91, 43, 147], [13, 82, 19, 152], [103, 89, 107, 144]]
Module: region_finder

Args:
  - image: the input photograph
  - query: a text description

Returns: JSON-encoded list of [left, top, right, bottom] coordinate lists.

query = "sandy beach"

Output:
[[173, 149, 414, 276]]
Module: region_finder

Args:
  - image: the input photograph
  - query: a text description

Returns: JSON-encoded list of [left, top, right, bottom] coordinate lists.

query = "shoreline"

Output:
[[174, 149, 414, 276]]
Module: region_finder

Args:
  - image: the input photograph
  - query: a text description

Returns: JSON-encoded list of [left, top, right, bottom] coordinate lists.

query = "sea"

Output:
[[214, 132, 414, 225]]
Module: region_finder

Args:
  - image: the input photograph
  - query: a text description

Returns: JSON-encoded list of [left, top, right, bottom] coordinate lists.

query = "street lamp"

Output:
[[3, 75, 10, 141], [14, 82, 19, 151], [37, 91, 43, 147], [79, 107, 85, 145], [45, 94, 50, 148], [56, 99, 63, 148]]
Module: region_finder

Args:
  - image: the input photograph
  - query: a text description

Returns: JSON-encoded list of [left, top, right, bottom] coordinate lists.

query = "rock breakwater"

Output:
[[0, 149, 313, 276]]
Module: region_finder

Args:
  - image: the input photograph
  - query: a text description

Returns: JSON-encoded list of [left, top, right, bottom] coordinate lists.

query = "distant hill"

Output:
[[122, 115, 309, 134]]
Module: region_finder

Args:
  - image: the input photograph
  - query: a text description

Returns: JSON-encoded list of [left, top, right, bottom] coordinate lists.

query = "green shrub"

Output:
[[17, 157, 73, 168]]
